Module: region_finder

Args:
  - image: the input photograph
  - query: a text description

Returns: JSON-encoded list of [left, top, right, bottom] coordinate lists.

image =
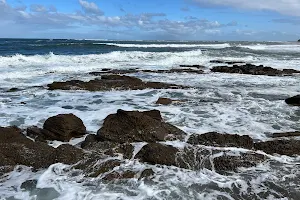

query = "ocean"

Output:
[[0, 39, 300, 199]]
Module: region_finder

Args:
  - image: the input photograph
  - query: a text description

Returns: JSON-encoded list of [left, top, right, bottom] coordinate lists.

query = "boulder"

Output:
[[156, 97, 172, 105], [96, 109, 186, 143], [43, 114, 86, 142], [211, 64, 300, 76], [48, 75, 186, 91], [135, 143, 265, 172], [285, 95, 300, 106], [0, 126, 84, 172], [254, 140, 300, 156], [187, 132, 254, 149]]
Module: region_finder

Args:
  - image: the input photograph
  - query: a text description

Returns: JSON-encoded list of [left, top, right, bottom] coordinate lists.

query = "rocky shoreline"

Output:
[[1, 106, 300, 179]]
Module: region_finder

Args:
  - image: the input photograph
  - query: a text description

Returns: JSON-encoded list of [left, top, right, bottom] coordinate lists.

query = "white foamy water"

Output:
[[1, 41, 300, 200], [95, 43, 231, 48], [240, 43, 300, 53]]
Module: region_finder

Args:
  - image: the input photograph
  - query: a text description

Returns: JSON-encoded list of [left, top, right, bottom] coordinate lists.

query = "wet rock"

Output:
[[213, 153, 266, 172], [48, 75, 185, 91], [26, 126, 46, 142], [43, 114, 86, 142], [55, 144, 84, 164], [187, 132, 254, 149], [179, 65, 205, 69], [7, 88, 19, 92], [0, 126, 84, 172], [142, 109, 163, 121], [285, 95, 300, 106], [254, 140, 300, 156], [103, 171, 136, 181], [135, 143, 178, 166], [89, 159, 123, 178], [272, 131, 300, 138], [210, 60, 245, 64], [136, 143, 265, 172], [81, 134, 98, 148], [156, 97, 172, 105], [97, 109, 186, 143], [82, 139, 134, 159], [21, 180, 38, 191], [211, 64, 300, 76], [139, 169, 155, 180]]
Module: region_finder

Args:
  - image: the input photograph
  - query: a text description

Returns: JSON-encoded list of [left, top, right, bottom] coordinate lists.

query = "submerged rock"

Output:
[[211, 64, 300, 76], [43, 114, 86, 142], [96, 109, 186, 143], [48, 75, 185, 91], [254, 140, 300, 156], [285, 95, 300, 106], [156, 97, 173, 105], [187, 132, 254, 149]]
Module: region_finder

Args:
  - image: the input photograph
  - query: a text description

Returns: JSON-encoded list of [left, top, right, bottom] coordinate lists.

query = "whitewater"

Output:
[[0, 39, 300, 200]]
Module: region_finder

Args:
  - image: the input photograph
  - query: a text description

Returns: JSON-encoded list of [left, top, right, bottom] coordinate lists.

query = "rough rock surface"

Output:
[[96, 109, 186, 143], [48, 75, 186, 91], [254, 140, 300, 156], [211, 64, 300, 76], [285, 95, 300, 106], [135, 143, 265, 172], [43, 114, 86, 142], [187, 132, 254, 149], [0, 127, 84, 174], [156, 97, 173, 105], [272, 131, 300, 138]]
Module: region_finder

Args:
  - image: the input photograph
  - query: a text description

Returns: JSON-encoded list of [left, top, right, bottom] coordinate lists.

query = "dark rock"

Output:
[[81, 134, 98, 148], [211, 64, 300, 76], [20, 102, 26, 105], [213, 153, 266, 172], [179, 65, 205, 69], [48, 75, 185, 91], [272, 131, 300, 138], [156, 97, 172, 105], [0, 126, 84, 172], [187, 132, 254, 149], [89, 159, 123, 177], [285, 95, 300, 106], [55, 144, 84, 164], [139, 169, 155, 180], [142, 109, 163, 121], [43, 114, 86, 142], [103, 170, 136, 181], [135, 143, 178, 166], [254, 140, 300, 156], [97, 109, 186, 143], [21, 180, 38, 191], [7, 88, 19, 92], [210, 60, 225, 64], [82, 140, 134, 159], [135, 143, 265, 172]]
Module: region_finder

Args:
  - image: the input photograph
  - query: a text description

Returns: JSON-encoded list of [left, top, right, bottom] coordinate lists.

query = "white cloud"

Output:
[[191, 0, 300, 16], [79, 0, 103, 15]]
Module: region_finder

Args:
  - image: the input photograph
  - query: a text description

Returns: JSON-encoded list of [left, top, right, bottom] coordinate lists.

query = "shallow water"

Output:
[[0, 39, 300, 199]]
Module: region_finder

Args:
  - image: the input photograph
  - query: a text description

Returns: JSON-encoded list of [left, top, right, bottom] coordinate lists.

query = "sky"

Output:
[[0, 0, 300, 41]]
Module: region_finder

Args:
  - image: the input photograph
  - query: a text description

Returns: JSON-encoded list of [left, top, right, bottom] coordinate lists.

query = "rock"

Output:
[[211, 64, 300, 76], [136, 143, 179, 166], [285, 95, 300, 106], [139, 169, 155, 180], [43, 114, 86, 142], [81, 134, 98, 148], [21, 180, 38, 191], [103, 171, 136, 181], [0, 126, 84, 172], [156, 97, 172, 105], [135, 143, 265, 172], [48, 75, 186, 91], [26, 126, 46, 142], [7, 88, 19, 92], [142, 109, 163, 121], [272, 131, 300, 138], [187, 132, 254, 149], [55, 144, 84, 164], [210, 60, 245, 65], [82, 139, 134, 159], [89, 159, 123, 178], [213, 153, 266, 172], [97, 109, 186, 143], [254, 140, 300, 156], [179, 65, 205, 69]]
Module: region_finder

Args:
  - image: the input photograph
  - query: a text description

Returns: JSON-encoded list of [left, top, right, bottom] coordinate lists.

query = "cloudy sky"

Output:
[[1, 0, 300, 41]]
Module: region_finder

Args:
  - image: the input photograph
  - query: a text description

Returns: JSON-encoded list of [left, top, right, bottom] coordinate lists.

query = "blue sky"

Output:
[[1, 0, 300, 41]]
